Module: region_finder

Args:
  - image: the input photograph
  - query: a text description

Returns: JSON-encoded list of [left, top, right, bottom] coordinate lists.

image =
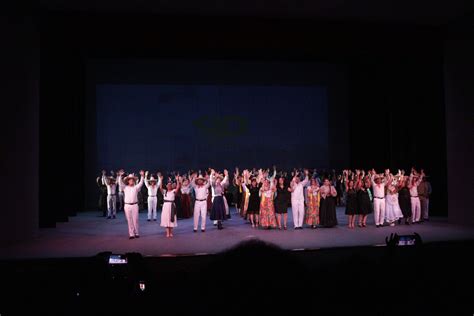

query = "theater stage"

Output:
[[3, 208, 474, 259]]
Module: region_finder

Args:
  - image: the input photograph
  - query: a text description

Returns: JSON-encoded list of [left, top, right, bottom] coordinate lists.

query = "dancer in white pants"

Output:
[[289, 169, 309, 229], [371, 170, 387, 227], [144, 171, 161, 221], [190, 174, 210, 232], [408, 169, 424, 224], [117, 170, 144, 239], [102, 172, 117, 219]]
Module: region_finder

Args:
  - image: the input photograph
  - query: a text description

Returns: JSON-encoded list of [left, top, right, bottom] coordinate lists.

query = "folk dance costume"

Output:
[[371, 174, 387, 227], [398, 186, 412, 223], [118, 173, 144, 239], [102, 175, 117, 219], [191, 176, 210, 232], [356, 187, 373, 215], [144, 175, 161, 221], [305, 185, 320, 227], [344, 188, 357, 216], [319, 185, 338, 227], [234, 181, 244, 215], [244, 183, 261, 217], [274, 183, 290, 214], [160, 189, 178, 228], [385, 184, 403, 225], [259, 183, 277, 229], [180, 184, 193, 219], [209, 172, 229, 230], [290, 175, 309, 229], [408, 173, 423, 223]]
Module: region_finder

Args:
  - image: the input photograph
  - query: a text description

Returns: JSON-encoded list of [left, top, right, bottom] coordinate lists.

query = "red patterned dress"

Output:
[[259, 188, 277, 228], [305, 185, 320, 225]]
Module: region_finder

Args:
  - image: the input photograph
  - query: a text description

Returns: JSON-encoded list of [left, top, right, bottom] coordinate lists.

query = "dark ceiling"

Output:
[[35, 0, 474, 26]]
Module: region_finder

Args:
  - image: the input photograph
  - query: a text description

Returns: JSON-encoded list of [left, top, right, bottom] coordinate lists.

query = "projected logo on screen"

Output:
[[193, 115, 248, 140]]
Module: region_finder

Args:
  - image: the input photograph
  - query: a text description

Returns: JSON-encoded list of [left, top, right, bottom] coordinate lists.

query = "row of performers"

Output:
[[97, 167, 428, 238]]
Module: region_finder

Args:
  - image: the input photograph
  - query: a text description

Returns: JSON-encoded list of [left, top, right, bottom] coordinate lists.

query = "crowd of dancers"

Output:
[[96, 167, 432, 238]]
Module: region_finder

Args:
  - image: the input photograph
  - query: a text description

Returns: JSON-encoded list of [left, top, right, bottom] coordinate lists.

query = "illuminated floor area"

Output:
[[3, 207, 474, 259]]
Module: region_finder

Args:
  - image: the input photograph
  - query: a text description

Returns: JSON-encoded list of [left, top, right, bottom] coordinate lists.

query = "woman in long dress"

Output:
[[160, 175, 180, 238], [344, 171, 358, 229], [259, 178, 277, 229], [233, 169, 245, 217], [274, 176, 291, 230], [398, 174, 412, 225], [209, 169, 229, 230], [356, 174, 373, 228], [179, 178, 193, 219], [242, 170, 262, 228], [305, 179, 320, 229], [319, 178, 338, 227], [385, 172, 404, 226]]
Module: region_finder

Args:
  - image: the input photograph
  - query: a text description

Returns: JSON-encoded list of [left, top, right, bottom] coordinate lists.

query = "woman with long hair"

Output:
[[384, 171, 404, 226], [397, 172, 412, 225], [274, 176, 291, 230], [355, 172, 373, 227], [344, 170, 358, 229], [160, 175, 180, 238], [319, 177, 338, 227], [305, 178, 320, 229], [242, 169, 262, 228], [259, 178, 277, 229], [209, 169, 229, 230], [179, 177, 193, 219]]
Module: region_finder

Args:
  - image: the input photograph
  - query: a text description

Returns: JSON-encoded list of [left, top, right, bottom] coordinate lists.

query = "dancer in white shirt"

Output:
[[190, 173, 211, 232], [289, 169, 309, 229], [371, 169, 388, 227], [408, 169, 424, 224], [117, 170, 145, 239], [102, 171, 117, 219], [144, 171, 161, 222]]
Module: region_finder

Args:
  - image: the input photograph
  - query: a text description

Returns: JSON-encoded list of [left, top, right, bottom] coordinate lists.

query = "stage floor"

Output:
[[3, 207, 474, 259]]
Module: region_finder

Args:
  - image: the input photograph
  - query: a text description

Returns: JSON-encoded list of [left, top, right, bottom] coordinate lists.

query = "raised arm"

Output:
[[117, 171, 125, 190], [144, 171, 150, 189], [270, 167, 277, 182], [370, 170, 376, 187], [210, 169, 216, 186], [102, 174, 110, 186], [222, 169, 229, 188], [136, 170, 145, 190], [301, 169, 310, 187]]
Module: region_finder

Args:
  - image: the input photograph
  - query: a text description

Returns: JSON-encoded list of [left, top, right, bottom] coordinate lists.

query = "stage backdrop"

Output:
[[85, 59, 349, 209], [96, 84, 328, 172]]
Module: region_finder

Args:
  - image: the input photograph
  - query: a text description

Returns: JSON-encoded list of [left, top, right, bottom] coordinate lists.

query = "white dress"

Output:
[[161, 190, 178, 228], [385, 192, 404, 223]]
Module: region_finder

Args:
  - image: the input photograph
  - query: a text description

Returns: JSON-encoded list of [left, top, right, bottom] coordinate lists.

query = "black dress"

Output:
[[235, 184, 243, 210], [357, 188, 373, 215], [345, 189, 357, 215], [246, 184, 261, 215], [274, 185, 290, 214], [398, 187, 412, 218], [319, 188, 338, 227], [97, 178, 107, 216]]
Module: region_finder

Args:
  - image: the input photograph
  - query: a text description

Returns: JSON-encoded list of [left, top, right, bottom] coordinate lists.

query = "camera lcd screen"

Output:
[[398, 235, 416, 246], [108, 254, 128, 264]]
